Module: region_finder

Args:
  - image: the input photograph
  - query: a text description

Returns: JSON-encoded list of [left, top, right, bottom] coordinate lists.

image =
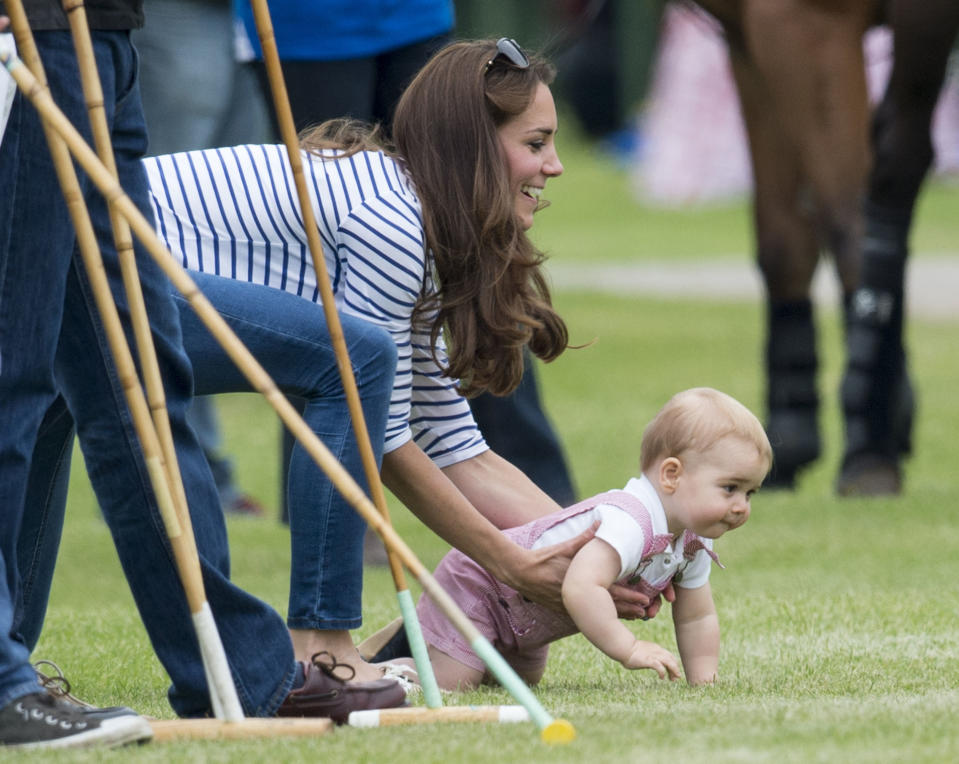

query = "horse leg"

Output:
[[838, 0, 959, 495], [726, 37, 823, 488]]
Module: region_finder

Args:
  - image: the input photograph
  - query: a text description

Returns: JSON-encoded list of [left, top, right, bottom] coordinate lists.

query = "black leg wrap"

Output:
[[764, 298, 821, 489], [837, 202, 915, 496]]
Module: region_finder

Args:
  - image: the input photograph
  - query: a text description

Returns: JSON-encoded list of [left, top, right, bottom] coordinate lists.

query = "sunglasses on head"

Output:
[[484, 37, 530, 74]]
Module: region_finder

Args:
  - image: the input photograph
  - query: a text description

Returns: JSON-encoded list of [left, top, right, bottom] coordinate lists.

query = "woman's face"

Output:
[[497, 82, 564, 231]]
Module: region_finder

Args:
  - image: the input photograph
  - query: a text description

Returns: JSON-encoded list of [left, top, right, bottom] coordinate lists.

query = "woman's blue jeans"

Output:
[[0, 30, 299, 716], [174, 273, 397, 629]]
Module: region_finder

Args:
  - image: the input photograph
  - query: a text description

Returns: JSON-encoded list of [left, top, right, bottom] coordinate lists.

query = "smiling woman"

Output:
[[156, 36, 591, 674]]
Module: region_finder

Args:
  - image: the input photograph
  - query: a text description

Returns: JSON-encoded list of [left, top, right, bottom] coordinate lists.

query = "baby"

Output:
[[380, 387, 772, 689]]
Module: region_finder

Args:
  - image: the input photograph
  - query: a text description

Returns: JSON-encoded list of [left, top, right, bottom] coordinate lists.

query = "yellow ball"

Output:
[[540, 718, 576, 744]]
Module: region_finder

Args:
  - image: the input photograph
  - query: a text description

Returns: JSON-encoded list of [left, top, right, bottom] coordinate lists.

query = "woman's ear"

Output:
[[658, 457, 683, 494]]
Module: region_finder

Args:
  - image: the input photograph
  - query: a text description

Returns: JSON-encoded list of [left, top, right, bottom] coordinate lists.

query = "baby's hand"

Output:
[[621, 640, 682, 681]]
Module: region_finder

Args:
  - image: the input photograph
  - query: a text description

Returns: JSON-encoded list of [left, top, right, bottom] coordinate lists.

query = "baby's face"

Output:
[[667, 436, 768, 539]]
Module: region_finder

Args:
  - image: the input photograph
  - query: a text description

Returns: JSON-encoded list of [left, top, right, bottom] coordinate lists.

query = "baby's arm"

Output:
[[671, 582, 720, 685], [562, 538, 681, 681]]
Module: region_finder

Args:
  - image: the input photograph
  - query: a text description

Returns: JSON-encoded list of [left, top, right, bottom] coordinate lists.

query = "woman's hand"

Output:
[[609, 580, 676, 621], [498, 523, 598, 610]]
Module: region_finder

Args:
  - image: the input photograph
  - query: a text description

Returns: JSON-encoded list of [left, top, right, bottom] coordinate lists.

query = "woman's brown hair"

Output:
[[391, 39, 568, 397], [299, 40, 569, 397]]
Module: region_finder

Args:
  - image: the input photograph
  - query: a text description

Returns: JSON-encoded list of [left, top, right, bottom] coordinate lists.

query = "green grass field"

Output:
[[24, 134, 959, 762]]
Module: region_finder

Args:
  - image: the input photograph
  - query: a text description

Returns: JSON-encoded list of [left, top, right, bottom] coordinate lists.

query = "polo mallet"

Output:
[[247, 0, 445, 709], [0, 49, 575, 745], [3, 1, 244, 723]]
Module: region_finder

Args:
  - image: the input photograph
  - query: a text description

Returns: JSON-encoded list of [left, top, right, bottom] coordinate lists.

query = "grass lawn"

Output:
[[24, 136, 959, 761]]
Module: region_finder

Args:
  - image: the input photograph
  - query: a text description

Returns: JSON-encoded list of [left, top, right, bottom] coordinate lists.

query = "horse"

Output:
[[686, 0, 959, 493]]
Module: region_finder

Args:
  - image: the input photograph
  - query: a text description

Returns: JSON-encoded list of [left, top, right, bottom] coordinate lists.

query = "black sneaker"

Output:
[[34, 660, 139, 719], [0, 691, 153, 749]]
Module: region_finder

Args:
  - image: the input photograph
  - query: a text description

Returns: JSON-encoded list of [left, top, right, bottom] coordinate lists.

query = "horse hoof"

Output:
[[836, 454, 902, 497]]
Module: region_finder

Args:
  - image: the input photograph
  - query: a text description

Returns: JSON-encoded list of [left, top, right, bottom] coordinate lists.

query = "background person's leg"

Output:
[[255, 57, 377, 135], [372, 33, 451, 128]]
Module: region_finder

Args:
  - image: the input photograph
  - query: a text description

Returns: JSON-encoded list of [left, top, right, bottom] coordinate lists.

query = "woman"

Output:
[[23, 39, 656, 690]]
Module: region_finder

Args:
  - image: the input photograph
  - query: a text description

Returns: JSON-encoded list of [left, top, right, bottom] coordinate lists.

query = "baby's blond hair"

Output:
[[640, 388, 773, 474]]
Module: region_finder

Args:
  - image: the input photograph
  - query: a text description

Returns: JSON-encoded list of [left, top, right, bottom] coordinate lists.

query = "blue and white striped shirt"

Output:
[[143, 144, 487, 466]]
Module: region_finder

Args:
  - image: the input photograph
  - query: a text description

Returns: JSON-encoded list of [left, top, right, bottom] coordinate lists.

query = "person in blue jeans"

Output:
[[0, 3, 403, 749]]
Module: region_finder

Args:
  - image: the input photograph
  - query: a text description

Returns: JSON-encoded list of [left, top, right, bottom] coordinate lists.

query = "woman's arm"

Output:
[[671, 582, 720, 685], [562, 538, 681, 679], [382, 443, 591, 609], [441, 448, 560, 528]]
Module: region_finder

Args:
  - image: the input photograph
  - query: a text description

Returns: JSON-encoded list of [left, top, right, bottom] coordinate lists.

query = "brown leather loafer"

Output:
[[276, 652, 407, 724]]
